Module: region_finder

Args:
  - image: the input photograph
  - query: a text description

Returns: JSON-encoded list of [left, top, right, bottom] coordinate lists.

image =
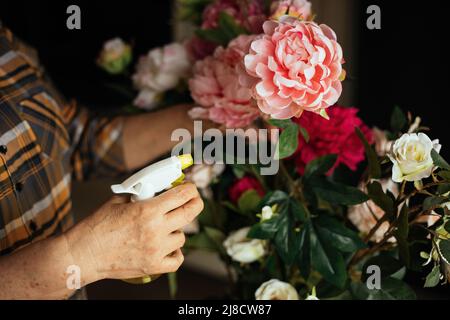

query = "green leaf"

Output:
[[268, 119, 292, 129], [304, 154, 338, 179], [290, 199, 308, 222], [204, 227, 225, 247], [274, 208, 301, 265], [437, 239, 450, 264], [167, 272, 177, 298], [297, 221, 311, 279], [247, 216, 280, 240], [444, 221, 450, 234], [314, 215, 366, 253], [431, 149, 450, 171], [185, 232, 218, 251], [390, 106, 407, 134], [437, 183, 450, 195], [423, 196, 446, 211], [310, 177, 369, 205], [218, 11, 248, 39], [361, 253, 403, 282], [355, 127, 381, 179], [261, 190, 289, 206], [195, 28, 228, 45], [276, 124, 299, 159], [299, 125, 310, 143], [221, 200, 240, 213], [394, 205, 410, 267], [238, 190, 262, 215], [438, 171, 450, 181], [310, 222, 347, 288], [424, 265, 441, 288], [367, 181, 395, 216], [351, 277, 416, 300]]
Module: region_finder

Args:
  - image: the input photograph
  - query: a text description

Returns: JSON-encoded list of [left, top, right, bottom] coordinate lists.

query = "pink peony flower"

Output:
[[240, 17, 345, 120], [271, 0, 312, 21], [292, 106, 373, 175], [188, 35, 261, 128], [229, 176, 265, 203]]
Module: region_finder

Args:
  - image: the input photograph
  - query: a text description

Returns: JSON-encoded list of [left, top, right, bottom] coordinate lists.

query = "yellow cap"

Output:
[[171, 173, 185, 187], [177, 154, 193, 170]]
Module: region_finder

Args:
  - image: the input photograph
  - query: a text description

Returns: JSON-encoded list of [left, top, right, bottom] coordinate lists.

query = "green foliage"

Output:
[[390, 106, 407, 135], [424, 265, 441, 288], [367, 181, 395, 216], [394, 205, 410, 267], [355, 127, 381, 179], [361, 253, 403, 282], [431, 149, 450, 170], [238, 190, 262, 216], [196, 12, 248, 46], [308, 177, 369, 205], [351, 277, 416, 300], [268, 119, 300, 159]]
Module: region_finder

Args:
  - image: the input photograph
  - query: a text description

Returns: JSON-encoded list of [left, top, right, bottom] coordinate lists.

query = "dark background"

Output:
[[1, 0, 448, 158]]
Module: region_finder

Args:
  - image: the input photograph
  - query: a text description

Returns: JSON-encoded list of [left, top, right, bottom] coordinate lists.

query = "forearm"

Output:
[[122, 104, 195, 170], [0, 224, 99, 299]]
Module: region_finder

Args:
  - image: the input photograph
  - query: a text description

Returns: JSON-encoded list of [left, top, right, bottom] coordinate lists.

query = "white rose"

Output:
[[305, 295, 319, 300], [133, 43, 190, 92], [223, 227, 266, 264], [388, 133, 441, 183], [97, 38, 132, 74], [261, 206, 274, 221], [255, 279, 299, 300]]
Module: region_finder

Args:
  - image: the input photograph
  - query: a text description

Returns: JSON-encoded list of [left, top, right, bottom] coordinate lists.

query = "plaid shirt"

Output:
[[0, 26, 126, 256]]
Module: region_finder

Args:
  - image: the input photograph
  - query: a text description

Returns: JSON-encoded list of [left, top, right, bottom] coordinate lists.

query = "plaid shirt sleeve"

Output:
[[0, 25, 127, 256], [63, 100, 127, 181]]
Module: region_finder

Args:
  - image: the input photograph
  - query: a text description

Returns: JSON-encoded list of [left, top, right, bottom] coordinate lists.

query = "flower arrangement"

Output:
[[97, 0, 450, 300]]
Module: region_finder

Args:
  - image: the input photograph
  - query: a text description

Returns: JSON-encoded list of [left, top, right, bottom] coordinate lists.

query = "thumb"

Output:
[[109, 194, 130, 205]]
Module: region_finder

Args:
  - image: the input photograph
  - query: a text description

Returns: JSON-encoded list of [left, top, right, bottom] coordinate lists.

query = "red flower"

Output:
[[229, 176, 265, 203], [292, 105, 373, 175]]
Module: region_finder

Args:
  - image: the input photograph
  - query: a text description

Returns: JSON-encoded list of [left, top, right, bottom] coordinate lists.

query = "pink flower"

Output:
[[292, 106, 373, 175], [229, 176, 265, 203], [241, 18, 345, 120], [188, 35, 261, 128], [271, 0, 312, 21]]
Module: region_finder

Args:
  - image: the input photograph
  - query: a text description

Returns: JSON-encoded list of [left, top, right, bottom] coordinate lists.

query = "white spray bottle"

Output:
[[111, 154, 194, 284]]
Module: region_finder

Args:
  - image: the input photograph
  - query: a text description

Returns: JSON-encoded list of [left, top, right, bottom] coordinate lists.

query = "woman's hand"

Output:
[[65, 182, 203, 282]]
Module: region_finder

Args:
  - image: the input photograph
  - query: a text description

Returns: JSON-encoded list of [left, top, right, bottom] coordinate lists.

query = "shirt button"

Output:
[[29, 220, 38, 232], [15, 182, 24, 192], [0, 145, 7, 154]]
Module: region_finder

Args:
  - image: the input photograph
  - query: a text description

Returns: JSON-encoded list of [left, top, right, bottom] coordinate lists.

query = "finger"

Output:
[[161, 249, 184, 273], [108, 195, 130, 205], [165, 197, 204, 233], [163, 230, 186, 256], [151, 183, 199, 214]]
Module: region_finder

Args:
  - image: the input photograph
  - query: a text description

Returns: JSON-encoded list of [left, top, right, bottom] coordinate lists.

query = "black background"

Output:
[[0, 0, 448, 158]]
